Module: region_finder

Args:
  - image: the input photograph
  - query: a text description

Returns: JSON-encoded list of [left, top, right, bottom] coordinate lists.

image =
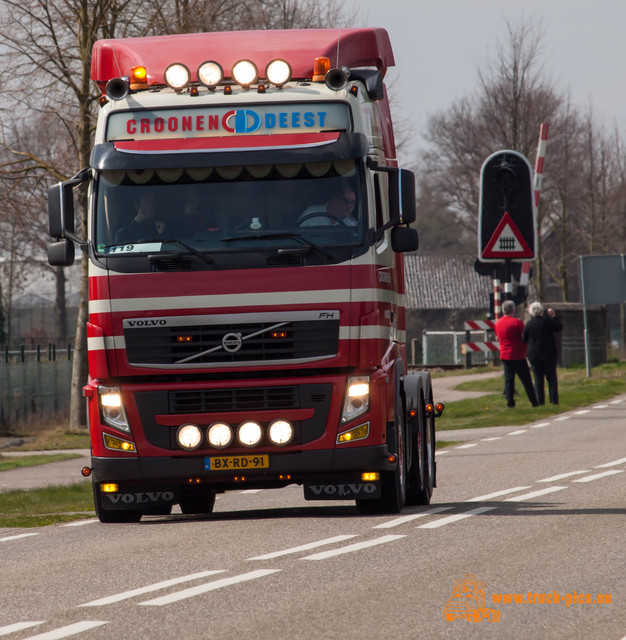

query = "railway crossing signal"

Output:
[[478, 150, 536, 263]]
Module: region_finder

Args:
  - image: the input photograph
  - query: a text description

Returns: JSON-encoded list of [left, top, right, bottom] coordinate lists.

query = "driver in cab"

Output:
[[298, 185, 357, 227]]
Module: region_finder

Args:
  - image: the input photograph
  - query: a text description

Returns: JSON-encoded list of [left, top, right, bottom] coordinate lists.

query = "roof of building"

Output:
[[404, 254, 493, 310]]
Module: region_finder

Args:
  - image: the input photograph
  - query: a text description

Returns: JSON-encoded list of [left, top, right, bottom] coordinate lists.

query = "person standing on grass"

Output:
[[523, 302, 563, 405], [495, 299, 539, 408]]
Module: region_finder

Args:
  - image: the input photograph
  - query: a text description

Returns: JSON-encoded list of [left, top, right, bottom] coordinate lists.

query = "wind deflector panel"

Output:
[[91, 133, 368, 171]]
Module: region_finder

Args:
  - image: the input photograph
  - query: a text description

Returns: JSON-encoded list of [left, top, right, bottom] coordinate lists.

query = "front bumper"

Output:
[[92, 443, 394, 484]]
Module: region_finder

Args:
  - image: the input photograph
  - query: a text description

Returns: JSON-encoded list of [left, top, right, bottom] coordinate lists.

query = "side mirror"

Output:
[[48, 239, 75, 266], [389, 168, 416, 225], [47, 168, 90, 266], [391, 226, 418, 253], [48, 183, 64, 238], [48, 181, 78, 238]]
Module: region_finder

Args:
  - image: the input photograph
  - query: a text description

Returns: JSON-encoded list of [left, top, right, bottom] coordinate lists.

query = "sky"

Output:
[[346, 0, 626, 162]]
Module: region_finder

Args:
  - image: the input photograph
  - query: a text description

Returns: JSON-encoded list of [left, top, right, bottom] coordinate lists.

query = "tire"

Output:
[[405, 391, 426, 505], [406, 393, 434, 505], [179, 488, 216, 515], [92, 483, 142, 523], [356, 404, 406, 515]]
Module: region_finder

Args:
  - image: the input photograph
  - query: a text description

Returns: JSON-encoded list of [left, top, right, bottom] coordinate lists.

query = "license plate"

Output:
[[205, 455, 269, 471]]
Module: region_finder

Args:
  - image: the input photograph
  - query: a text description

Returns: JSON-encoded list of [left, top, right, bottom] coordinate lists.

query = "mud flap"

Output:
[[98, 485, 179, 510], [304, 481, 381, 500]]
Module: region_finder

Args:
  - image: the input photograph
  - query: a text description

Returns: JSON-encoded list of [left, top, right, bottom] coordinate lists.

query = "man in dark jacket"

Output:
[[522, 302, 563, 405], [495, 300, 538, 408]]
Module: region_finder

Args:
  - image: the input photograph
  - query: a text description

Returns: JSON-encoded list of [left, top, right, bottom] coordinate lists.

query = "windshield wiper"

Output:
[[100, 239, 213, 266], [222, 231, 333, 260], [155, 239, 214, 266]]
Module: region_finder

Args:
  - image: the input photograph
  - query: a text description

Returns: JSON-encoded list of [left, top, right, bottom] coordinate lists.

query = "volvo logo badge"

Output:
[[222, 332, 243, 353]]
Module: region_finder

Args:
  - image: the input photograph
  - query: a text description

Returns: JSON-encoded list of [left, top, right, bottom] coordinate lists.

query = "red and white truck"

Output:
[[48, 28, 443, 522]]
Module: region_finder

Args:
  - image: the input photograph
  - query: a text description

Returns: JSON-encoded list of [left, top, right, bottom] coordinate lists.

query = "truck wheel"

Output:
[[423, 401, 436, 497], [92, 483, 142, 523], [179, 488, 216, 515], [406, 394, 434, 505], [356, 405, 406, 514]]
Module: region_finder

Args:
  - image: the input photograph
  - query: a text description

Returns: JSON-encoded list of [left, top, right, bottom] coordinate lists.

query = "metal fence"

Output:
[[0, 359, 72, 430], [421, 331, 498, 367]]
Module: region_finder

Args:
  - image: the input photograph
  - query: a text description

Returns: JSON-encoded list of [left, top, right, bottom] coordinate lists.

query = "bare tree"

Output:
[[420, 18, 561, 238], [0, 0, 357, 427], [0, 0, 163, 427]]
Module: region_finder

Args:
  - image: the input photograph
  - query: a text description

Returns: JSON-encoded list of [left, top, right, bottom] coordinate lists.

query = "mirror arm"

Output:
[[64, 230, 88, 250]]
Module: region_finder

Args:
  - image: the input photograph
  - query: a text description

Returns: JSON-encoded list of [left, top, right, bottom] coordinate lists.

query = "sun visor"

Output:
[[91, 133, 368, 171]]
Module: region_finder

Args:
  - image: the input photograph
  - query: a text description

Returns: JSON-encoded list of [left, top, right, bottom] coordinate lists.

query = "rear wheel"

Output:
[[422, 400, 436, 500], [406, 393, 425, 505], [406, 394, 434, 505], [92, 483, 142, 523]]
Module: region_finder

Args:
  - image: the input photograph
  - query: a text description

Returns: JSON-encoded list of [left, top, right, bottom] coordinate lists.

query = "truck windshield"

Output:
[[94, 160, 364, 255]]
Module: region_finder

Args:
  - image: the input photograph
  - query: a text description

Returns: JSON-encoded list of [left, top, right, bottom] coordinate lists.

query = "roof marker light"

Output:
[[197, 60, 223, 88], [232, 60, 258, 88], [313, 57, 330, 82], [131, 66, 147, 83], [164, 63, 191, 91], [266, 59, 292, 87]]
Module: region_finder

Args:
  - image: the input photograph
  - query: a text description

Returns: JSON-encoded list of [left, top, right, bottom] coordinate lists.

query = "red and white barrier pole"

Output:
[[493, 278, 502, 319], [534, 123, 549, 209]]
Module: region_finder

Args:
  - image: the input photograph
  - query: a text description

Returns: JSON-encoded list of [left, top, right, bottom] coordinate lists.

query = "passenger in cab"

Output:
[[114, 192, 166, 244]]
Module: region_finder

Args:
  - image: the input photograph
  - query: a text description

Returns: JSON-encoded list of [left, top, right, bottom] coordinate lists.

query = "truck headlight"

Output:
[[177, 424, 203, 450], [268, 420, 294, 445], [341, 376, 370, 424], [207, 422, 233, 448], [238, 421, 263, 447], [98, 386, 130, 433]]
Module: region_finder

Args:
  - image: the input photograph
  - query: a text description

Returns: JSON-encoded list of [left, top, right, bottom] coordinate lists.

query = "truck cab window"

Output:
[[95, 160, 365, 257]]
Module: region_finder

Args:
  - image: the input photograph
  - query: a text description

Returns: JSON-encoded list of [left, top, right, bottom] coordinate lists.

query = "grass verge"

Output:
[[436, 361, 626, 431], [0, 484, 94, 528], [2, 427, 90, 451], [0, 453, 82, 472]]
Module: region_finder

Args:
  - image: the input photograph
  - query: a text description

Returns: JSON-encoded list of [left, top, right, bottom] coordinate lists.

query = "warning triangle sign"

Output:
[[482, 212, 533, 259]]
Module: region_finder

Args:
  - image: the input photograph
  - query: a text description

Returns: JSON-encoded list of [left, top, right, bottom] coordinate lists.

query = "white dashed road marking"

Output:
[[249, 535, 359, 560], [373, 507, 453, 529], [139, 570, 281, 606], [418, 507, 496, 529], [504, 486, 567, 502], [81, 571, 225, 606], [22, 621, 108, 640], [0, 622, 45, 637], [573, 470, 624, 483], [301, 535, 405, 560], [0, 533, 39, 543], [466, 487, 532, 502], [538, 470, 590, 483], [595, 457, 626, 468]]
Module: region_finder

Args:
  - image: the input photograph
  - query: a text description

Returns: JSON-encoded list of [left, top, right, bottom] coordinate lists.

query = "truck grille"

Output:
[[169, 386, 299, 413], [124, 316, 340, 367]]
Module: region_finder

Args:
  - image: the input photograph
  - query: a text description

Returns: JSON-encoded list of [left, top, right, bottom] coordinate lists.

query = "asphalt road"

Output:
[[0, 393, 624, 640]]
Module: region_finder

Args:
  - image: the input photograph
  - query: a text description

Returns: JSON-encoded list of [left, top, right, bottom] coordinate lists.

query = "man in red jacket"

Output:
[[495, 300, 538, 408]]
